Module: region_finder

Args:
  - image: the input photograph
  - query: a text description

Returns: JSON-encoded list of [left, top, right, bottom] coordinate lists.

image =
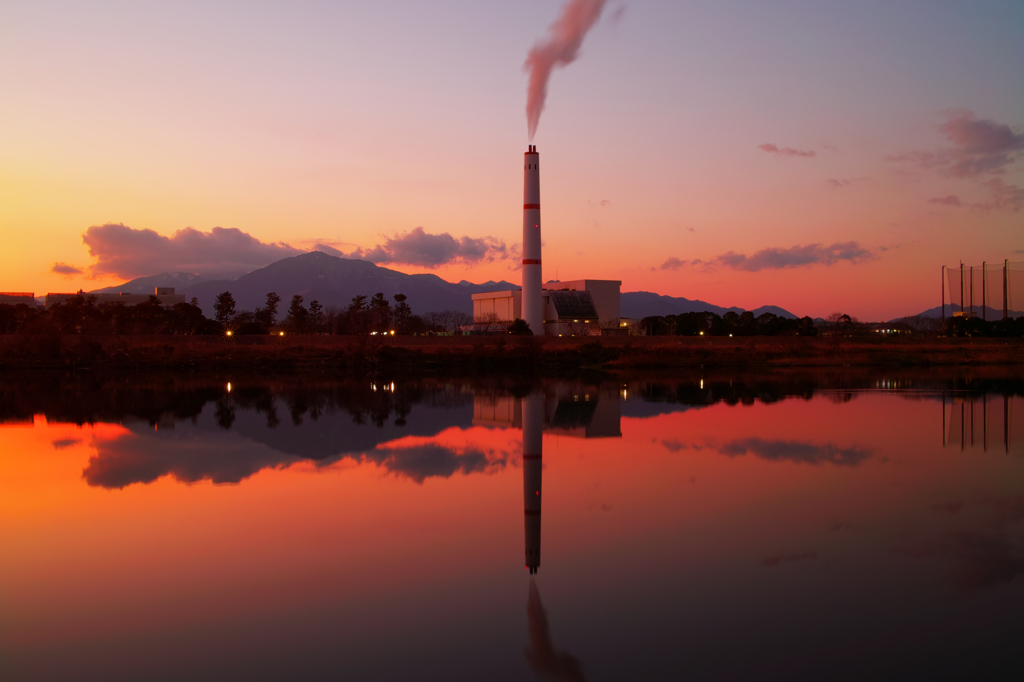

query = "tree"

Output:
[[308, 299, 324, 333], [369, 292, 391, 332], [393, 293, 412, 333], [214, 292, 236, 324], [345, 294, 368, 334], [508, 318, 533, 335], [286, 295, 308, 332], [264, 292, 281, 326]]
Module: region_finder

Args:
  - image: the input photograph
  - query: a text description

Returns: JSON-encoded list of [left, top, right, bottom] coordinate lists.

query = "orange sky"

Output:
[[1, 1, 1022, 319]]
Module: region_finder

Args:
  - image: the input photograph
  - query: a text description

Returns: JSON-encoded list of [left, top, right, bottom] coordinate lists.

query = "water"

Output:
[[2, 372, 1023, 681]]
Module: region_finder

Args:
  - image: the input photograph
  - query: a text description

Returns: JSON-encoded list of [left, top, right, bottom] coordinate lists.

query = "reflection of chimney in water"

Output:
[[524, 393, 543, 574]]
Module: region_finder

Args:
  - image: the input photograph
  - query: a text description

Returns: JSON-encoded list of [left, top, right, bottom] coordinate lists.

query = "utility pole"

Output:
[[1005, 260, 1010, 320], [960, 261, 964, 313], [982, 261, 987, 321], [941, 265, 946, 323]]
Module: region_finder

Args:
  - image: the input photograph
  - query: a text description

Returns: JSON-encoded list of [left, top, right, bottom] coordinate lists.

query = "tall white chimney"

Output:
[[522, 145, 543, 334]]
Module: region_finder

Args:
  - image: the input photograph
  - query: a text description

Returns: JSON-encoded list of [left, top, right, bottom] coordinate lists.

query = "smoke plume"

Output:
[[524, 0, 608, 140]]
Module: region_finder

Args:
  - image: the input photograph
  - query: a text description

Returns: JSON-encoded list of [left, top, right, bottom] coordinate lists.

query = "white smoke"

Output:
[[524, 0, 608, 141]]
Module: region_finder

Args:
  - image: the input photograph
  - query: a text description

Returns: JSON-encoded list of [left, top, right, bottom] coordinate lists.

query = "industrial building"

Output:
[[0, 292, 37, 306], [475, 144, 623, 336], [471, 279, 622, 335], [45, 287, 187, 309]]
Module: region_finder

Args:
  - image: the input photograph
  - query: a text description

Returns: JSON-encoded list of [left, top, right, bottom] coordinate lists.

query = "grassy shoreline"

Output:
[[1, 334, 1022, 374]]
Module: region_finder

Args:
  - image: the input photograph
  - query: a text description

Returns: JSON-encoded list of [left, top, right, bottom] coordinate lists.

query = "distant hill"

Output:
[[897, 305, 1024, 321], [91, 272, 212, 295], [177, 252, 518, 317], [621, 291, 797, 319], [87, 255, 802, 321]]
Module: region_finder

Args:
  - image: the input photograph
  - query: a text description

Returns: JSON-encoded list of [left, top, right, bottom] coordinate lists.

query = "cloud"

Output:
[[974, 178, 1024, 212], [719, 437, 872, 466], [52, 438, 82, 449], [659, 257, 684, 271], [759, 143, 816, 158], [827, 177, 868, 188], [656, 256, 705, 272], [83, 223, 303, 279], [309, 242, 346, 257], [715, 242, 875, 272], [51, 262, 84, 277], [928, 195, 962, 207], [348, 226, 516, 269], [887, 111, 1024, 178]]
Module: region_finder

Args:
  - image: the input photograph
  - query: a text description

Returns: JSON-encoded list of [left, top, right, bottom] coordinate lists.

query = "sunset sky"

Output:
[[2, 0, 1022, 319]]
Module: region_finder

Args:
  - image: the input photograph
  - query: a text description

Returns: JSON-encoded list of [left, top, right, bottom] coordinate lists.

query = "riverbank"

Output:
[[1, 334, 1022, 373]]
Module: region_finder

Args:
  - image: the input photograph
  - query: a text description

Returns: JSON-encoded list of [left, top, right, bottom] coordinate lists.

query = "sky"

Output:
[[1, 0, 1022, 320]]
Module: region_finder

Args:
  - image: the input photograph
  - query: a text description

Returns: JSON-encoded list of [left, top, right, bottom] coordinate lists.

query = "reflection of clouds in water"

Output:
[[525, 580, 586, 682], [51, 438, 82, 450], [762, 551, 817, 567], [365, 444, 508, 484], [84, 425, 514, 489], [901, 495, 1024, 593], [83, 429, 298, 488], [661, 437, 873, 466]]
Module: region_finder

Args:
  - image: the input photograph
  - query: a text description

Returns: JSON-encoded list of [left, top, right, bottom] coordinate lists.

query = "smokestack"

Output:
[[523, 145, 543, 335], [523, 393, 543, 574]]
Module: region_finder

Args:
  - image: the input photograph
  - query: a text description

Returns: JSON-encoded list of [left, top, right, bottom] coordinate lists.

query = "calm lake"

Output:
[[2, 371, 1023, 681]]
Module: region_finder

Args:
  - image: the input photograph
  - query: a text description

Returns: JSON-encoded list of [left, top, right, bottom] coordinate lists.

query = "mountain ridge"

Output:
[[88, 253, 804, 319]]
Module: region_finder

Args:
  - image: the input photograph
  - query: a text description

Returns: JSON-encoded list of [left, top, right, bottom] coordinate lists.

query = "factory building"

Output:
[[473, 384, 622, 439], [471, 279, 622, 335], [45, 287, 187, 309], [0, 292, 37, 306], [475, 144, 622, 336]]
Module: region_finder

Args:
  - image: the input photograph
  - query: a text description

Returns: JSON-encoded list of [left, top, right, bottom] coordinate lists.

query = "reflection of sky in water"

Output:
[[2, 378, 1023, 681]]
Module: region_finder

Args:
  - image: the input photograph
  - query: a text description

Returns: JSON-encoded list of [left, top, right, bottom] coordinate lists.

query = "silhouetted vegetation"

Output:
[[945, 315, 1024, 338], [0, 289, 450, 338], [640, 311, 817, 337], [508, 318, 534, 335]]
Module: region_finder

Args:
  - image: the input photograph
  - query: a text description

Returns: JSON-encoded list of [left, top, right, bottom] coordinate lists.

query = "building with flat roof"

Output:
[[45, 287, 187, 309], [471, 279, 621, 336], [0, 292, 37, 306]]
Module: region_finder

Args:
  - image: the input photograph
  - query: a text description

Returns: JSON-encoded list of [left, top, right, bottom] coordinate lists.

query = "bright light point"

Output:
[[227, 382, 232, 392], [390, 330, 395, 335], [700, 379, 704, 389], [226, 330, 233, 336], [699, 331, 704, 336], [279, 331, 284, 336]]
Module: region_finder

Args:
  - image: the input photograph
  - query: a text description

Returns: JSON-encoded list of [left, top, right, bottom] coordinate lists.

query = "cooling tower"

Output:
[[523, 145, 543, 334]]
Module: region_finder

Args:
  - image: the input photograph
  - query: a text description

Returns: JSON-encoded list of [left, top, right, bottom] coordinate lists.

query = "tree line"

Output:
[[640, 311, 818, 337], [0, 291, 477, 336]]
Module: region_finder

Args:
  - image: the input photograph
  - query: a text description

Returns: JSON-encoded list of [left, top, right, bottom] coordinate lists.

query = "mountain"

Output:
[[896, 304, 1024, 321], [91, 272, 211, 295], [88, 255, 801, 321], [620, 291, 798, 319], [178, 252, 518, 317]]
